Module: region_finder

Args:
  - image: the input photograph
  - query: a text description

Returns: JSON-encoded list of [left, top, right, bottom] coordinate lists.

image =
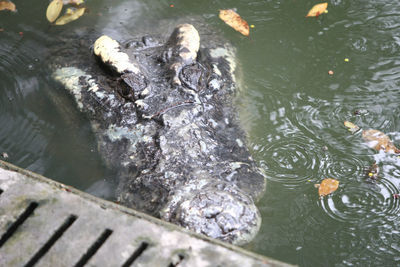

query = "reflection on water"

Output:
[[0, 1, 111, 189], [1, 0, 400, 265]]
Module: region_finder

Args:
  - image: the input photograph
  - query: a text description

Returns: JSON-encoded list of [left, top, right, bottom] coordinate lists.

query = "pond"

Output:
[[1, 0, 400, 265]]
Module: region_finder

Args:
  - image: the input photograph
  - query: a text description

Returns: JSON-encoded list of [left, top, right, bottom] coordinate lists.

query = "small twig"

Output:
[[150, 100, 195, 119]]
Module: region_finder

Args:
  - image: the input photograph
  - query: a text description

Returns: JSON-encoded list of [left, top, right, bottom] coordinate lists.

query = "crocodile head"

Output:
[[52, 23, 266, 245]]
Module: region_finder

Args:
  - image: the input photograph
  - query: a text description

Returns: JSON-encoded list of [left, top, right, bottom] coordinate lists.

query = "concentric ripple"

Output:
[[320, 178, 400, 224], [320, 176, 400, 264], [0, 33, 50, 171], [260, 135, 326, 186], [323, 153, 366, 180]]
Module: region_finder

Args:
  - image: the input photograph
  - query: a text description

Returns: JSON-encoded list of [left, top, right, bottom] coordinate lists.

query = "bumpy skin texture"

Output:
[[52, 24, 266, 245]]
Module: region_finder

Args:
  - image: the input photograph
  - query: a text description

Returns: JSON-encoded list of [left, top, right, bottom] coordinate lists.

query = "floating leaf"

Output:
[[362, 129, 400, 153], [315, 178, 339, 197], [344, 121, 360, 133], [64, 0, 84, 5], [0, 1, 16, 12], [344, 121, 357, 129], [306, 3, 328, 17], [46, 0, 63, 23], [219, 9, 249, 36], [55, 7, 85, 25]]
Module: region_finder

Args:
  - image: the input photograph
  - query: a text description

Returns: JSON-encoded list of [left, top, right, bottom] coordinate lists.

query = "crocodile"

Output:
[[51, 22, 266, 245]]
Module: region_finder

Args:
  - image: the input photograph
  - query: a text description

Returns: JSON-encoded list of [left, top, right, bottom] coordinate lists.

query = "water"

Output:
[[1, 0, 400, 265]]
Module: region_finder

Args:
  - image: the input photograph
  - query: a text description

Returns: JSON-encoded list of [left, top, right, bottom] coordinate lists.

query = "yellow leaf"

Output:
[[306, 3, 328, 17], [65, 7, 74, 15], [55, 7, 85, 25], [219, 9, 249, 36], [46, 0, 63, 23], [64, 0, 84, 5], [362, 129, 400, 153], [344, 121, 357, 129], [317, 178, 339, 197], [0, 1, 16, 12], [344, 121, 360, 133]]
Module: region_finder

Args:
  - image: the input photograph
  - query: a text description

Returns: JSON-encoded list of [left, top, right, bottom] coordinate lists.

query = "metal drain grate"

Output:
[[0, 161, 291, 267]]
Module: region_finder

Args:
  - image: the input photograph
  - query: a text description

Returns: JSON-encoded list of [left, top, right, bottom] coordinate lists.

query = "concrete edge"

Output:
[[0, 160, 294, 266]]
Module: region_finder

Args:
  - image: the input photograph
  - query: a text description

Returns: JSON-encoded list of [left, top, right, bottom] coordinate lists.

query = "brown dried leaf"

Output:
[[316, 178, 339, 197], [306, 3, 328, 17], [46, 0, 63, 23], [0, 1, 16, 12], [362, 129, 400, 153], [55, 7, 85, 25], [219, 9, 249, 36]]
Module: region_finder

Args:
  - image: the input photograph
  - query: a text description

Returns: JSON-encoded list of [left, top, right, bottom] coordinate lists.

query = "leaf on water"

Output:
[[63, 0, 84, 5], [316, 178, 339, 197], [219, 9, 249, 36], [362, 129, 400, 153], [0, 1, 16, 12], [55, 7, 85, 25], [344, 121, 357, 129], [344, 121, 360, 133], [46, 0, 63, 23], [306, 3, 328, 17]]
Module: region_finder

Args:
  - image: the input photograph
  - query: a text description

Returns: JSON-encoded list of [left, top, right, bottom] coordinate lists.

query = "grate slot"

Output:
[[0, 202, 38, 248], [24, 215, 78, 267], [74, 228, 113, 267], [0, 188, 3, 195], [121, 242, 149, 267]]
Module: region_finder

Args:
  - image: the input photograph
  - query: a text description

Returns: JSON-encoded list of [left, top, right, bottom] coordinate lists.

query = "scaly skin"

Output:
[[52, 24, 266, 245]]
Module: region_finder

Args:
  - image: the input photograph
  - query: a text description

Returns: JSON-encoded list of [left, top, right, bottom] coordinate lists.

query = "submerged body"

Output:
[[51, 23, 266, 245]]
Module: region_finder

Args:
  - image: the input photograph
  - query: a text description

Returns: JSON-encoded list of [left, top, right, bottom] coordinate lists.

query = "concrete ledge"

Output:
[[0, 160, 291, 267]]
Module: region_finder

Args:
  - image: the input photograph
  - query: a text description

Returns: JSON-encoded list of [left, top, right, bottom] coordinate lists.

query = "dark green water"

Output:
[[1, 0, 400, 266]]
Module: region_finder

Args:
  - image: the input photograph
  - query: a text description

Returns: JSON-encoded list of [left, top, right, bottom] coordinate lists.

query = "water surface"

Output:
[[1, 0, 400, 265]]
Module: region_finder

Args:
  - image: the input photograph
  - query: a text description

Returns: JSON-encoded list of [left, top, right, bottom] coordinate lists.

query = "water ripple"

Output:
[[260, 135, 326, 186], [320, 178, 400, 223], [324, 154, 366, 180], [0, 35, 47, 171]]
